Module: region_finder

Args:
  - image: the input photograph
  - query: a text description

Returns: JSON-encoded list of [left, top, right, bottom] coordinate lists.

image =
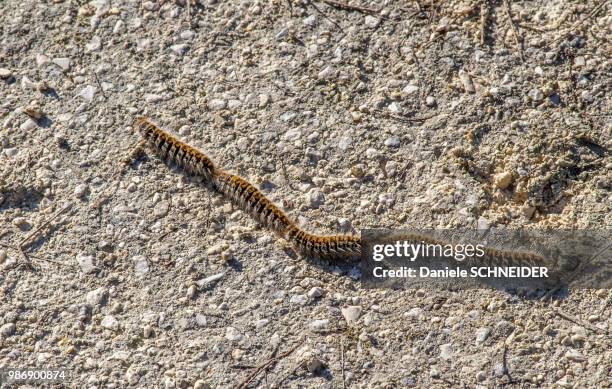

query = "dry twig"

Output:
[[503, 0, 525, 63], [553, 308, 607, 335], [235, 340, 304, 389], [320, 0, 380, 15]]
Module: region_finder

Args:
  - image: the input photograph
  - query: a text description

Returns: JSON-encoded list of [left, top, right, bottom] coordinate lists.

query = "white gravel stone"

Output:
[[21, 76, 37, 90], [308, 287, 324, 298], [52, 57, 71, 71], [477, 216, 491, 230], [341, 306, 362, 324], [101, 315, 119, 331], [338, 136, 352, 151], [458, 69, 475, 93], [303, 15, 317, 26], [425, 96, 436, 106], [195, 314, 207, 327], [0, 68, 11, 78], [365, 148, 380, 159], [13, 217, 31, 230], [0, 323, 16, 337], [86, 36, 101, 52], [77, 254, 96, 273], [439, 343, 453, 360], [309, 319, 330, 333], [403, 84, 419, 95], [113, 20, 125, 34], [225, 327, 243, 342], [290, 294, 308, 305], [74, 183, 89, 198], [20, 119, 37, 131], [475, 327, 491, 343], [365, 15, 379, 28], [284, 128, 301, 141], [255, 319, 269, 329], [208, 99, 227, 111], [196, 272, 225, 287], [566, 349, 585, 362], [528, 88, 544, 102], [170, 44, 189, 56], [384, 136, 400, 148], [580, 90, 593, 102], [145, 93, 163, 103], [86, 287, 109, 307], [36, 54, 51, 67], [318, 65, 335, 79], [132, 255, 149, 277], [79, 85, 97, 103], [306, 188, 325, 209], [180, 30, 195, 40]]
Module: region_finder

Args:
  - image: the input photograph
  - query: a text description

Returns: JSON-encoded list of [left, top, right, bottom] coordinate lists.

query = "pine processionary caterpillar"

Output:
[[132, 116, 361, 259], [132, 116, 572, 273]]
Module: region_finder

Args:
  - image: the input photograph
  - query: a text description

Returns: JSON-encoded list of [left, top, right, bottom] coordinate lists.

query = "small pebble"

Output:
[[170, 44, 189, 56], [13, 217, 31, 231], [85, 287, 108, 307], [309, 319, 330, 333], [0, 68, 12, 79], [306, 189, 325, 209], [101, 315, 119, 331], [132, 255, 149, 277], [565, 349, 585, 362], [79, 85, 97, 103], [308, 287, 324, 298], [187, 285, 197, 299], [143, 324, 154, 338], [527, 88, 544, 102], [493, 172, 513, 189], [458, 70, 475, 93], [318, 66, 335, 79], [580, 91, 593, 102], [74, 183, 89, 199], [196, 272, 225, 288], [384, 136, 400, 148], [425, 96, 436, 107], [364, 15, 379, 28], [439, 343, 453, 360], [52, 57, 71, 71], [20, 119, 37, 131], [77, 254, 96, 273], [36, 54, 51, 67], [403, 84, 419, 95], [180, 30, 195, 40], [145, 94, 163, 103], [195, 314, 207, 327], [208, 99, 227, 111], [341, 306, 362, 324], [475, 327, 491, 343], [0, 323, 16, 337], [225, 327, 243, 342]]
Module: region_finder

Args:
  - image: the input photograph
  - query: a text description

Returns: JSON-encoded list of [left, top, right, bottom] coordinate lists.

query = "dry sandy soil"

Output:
[[0, 0, 611, 388]]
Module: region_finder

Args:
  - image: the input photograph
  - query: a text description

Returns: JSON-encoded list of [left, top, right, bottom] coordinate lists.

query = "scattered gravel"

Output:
[[0, 0, 609, 388]]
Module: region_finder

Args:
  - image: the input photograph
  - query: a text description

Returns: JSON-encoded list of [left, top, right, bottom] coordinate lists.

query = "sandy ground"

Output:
[[0, 0, 611, 388]]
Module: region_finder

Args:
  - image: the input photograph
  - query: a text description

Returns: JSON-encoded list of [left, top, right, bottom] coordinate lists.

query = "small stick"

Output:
[[235, 340, 304, 389], [552, 1, 608, 45], [307, 0, 345, 33], [320, 0, 380, 15], [553, 308, 606, 334], [93, 72, 107, 100], [340, 338, 346, 389], [480, 1, 488, 45], [19, 202, 73, 248], [503, 0, 525, 63]]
